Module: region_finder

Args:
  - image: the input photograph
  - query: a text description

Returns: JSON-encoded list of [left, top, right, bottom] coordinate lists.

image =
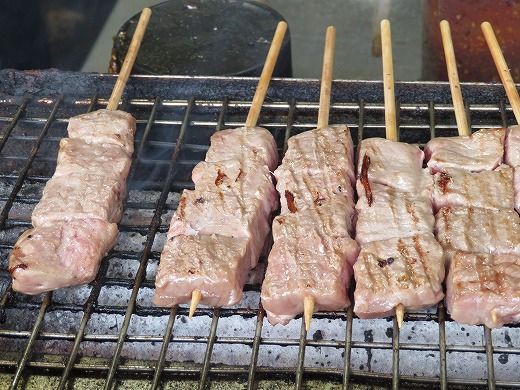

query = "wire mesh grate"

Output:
[[0, 72, 519, 389]]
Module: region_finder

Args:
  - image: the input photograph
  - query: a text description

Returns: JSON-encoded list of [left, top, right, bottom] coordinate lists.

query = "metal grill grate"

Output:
[[0, 70, 519, 389]]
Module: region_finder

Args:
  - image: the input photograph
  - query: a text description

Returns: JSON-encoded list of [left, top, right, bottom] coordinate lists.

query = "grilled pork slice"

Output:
[[446, 251, 520, 328], [357, 138, 431, 194], [505, 125, 520, 166], [353, 234, 445, 319], [355, 183, 434, 245], [168, 189, 271, 268], [431, 166, 515, 211], [261, 235, 359, 325], [191, 160, 278, 217], [505, 126, 520, 213], [67, 109, 136, 155], [55, 138, 131, 187], [9, 219, 118, 295], [32, 173, 125, 225], [435, 207, 520, 256], [204, 127, 279, 171], [425, 128, 506, 173], [272, 197, 356, 240], [153, 234, 251, 307], [275, 126, 356, 214]]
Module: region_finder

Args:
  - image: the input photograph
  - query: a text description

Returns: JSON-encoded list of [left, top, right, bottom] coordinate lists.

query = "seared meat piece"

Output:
[[55, 138, 131, 188], [154, 234, 251, 307], [67, 109, 136, 155], [9, 219, 118, 295], [357, 138, 431, 194], [204, 127, 279, 171], [272, 197, 356, 240], [505, 125, 520, 166], [275, 126, 356, 214], [168, 189, 271, 268], [425, 128, 506, 173], [505, 126, 520, 213], [431, 166, 515, 211], [353, 234, 445, 319], [32, 173, 125, 225], [446, 251, 520, 328], [435, 207, 520, 256], [191, 160, 278, 217], [261, 235, 359, 325], [261, 126, 357, 325], [355, 183, 434, 245]]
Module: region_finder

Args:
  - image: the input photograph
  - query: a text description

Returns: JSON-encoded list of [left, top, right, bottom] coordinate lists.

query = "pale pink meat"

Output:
[[275, 126, 356, 214], [446, 251, 520, 328], [353, 234, 445, 319], [55, 138, 131, 188], [9, 219, 118, 295], [261, 235, 359, 325], [168, 189, 271, 268], [355, 183, 434, 245], [154, 235, 251, 307], [67, 109, 136, 155], [431, 166, 515, 211], [32, 173, 125, 225], [357, 138, 430, 194], [272, 197, 356, 240], [515, 168, 520, 213], [505, 125, 520, 166], [435, 207, 520, 256], [425, 128, 506, 173], [204, 127, 279, 171]]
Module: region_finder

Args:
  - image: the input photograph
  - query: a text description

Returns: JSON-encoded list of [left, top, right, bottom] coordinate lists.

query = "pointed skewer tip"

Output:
[[304, 296, 315, 332], [189, 290, 202, 319], [396, 304, 404, 328]]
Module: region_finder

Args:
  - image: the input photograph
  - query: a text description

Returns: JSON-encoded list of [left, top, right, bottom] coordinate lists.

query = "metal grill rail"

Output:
[[0, 70, 519, 389]]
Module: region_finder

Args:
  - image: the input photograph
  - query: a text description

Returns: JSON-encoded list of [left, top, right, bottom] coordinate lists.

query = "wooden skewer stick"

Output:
[[317, 26, 337, 129], [303, 26, 336, 333], [481, 21, 520, 124], [380, 19, 404, 328], [381, 19, 397, 142], [245, 21, 288, 128], [440, 20, 470, 137], [189, 21, 287, 318], [107, 8, 152, 110]]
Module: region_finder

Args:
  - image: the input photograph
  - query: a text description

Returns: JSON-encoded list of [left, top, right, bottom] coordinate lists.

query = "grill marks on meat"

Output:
[[360, 154, 373, 206], [353, 138, 443, 318], [261, 125, 359, 325], [425, 127, 520, 328], [354, 235, 445, 319], [9, 110, 135, 295], [154, 127, 279, 308], [431, 166, 514, 212]]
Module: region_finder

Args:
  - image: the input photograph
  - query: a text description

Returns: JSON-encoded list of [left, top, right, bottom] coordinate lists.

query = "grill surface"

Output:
[[0, 69, 519, 389]]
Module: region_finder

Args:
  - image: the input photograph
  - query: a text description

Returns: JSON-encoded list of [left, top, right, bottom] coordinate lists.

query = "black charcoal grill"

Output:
[[0, 69, 519, 389]]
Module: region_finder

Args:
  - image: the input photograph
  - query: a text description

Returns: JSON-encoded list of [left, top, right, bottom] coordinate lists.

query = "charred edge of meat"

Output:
[[215, 169, 227, 186], [314, 192, 326, 206], [178, 196, 187, 219], [194, 197, 205, 204], [360, 154, 373, 206], [8, 263, 28, 276], [285, 190, 298, 213], [236, 168, 243, 181], [378, 257, 395, 268], [438, 172, 452, 194]]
